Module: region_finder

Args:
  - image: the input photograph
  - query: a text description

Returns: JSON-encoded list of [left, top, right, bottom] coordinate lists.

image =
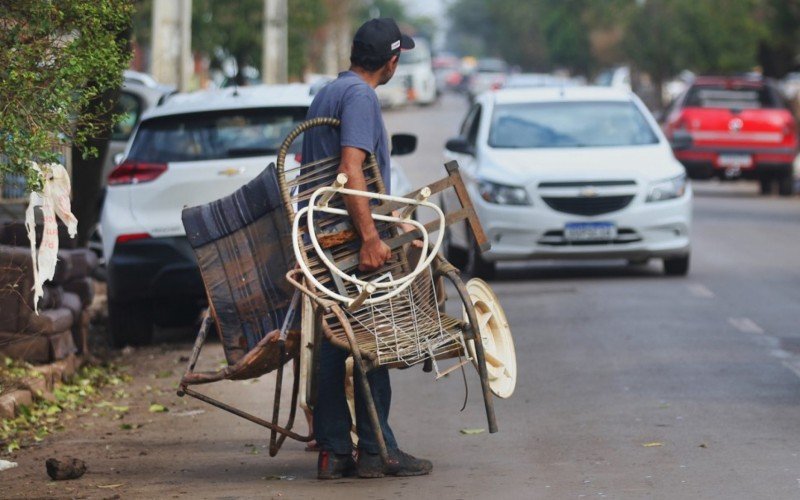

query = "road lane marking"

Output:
[[728, 317, 765, 335], [687, 284, 715, 299]]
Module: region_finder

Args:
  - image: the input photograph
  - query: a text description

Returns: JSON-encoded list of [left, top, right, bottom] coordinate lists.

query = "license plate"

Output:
[[717, 154, 753, 168], [564, 222, 617, 242]]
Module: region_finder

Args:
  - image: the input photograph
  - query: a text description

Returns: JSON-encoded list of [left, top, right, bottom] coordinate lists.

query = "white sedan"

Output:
[[443, 86, 692, 278]]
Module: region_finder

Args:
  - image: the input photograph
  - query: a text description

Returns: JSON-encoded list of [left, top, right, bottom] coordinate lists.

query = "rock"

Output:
[[0, 459, 18, 472], [0, 390, 33, 419], [45, 457, 87, 480]]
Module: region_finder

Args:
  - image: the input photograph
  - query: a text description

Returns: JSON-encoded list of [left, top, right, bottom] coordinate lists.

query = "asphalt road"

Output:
[[8, 94, 800, 499]]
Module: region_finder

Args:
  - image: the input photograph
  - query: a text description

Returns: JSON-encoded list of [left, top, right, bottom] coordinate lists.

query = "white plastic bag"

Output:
[[24, 162, 78, 313]]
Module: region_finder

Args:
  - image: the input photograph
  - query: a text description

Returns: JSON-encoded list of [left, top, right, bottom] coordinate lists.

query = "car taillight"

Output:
[[108, 160, 167, 185], [783, 120, 797, 140], [294, 153, 302, 163], [115, 233, 151, 244]]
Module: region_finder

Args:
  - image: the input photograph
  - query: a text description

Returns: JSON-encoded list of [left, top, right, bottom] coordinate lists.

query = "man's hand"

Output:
[[399, 220, 424, 249], [359, 235, 392, 272]]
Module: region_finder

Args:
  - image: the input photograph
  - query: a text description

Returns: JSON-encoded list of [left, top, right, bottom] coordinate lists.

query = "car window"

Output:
[[459, 104, 480, 137], [127, 107, 308, 162], [488, 101, 659, 149], [684, 84, 782, 109], [111, 92, 142, 142], [467, 105, 482, 146]]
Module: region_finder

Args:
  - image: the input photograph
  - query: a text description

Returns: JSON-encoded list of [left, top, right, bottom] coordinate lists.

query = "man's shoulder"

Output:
[[334, 72, 377, 97]]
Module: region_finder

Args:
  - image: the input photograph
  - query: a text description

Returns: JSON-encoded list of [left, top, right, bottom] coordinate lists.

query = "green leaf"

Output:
[[148, 403, 168, 413], [459, 428, 485, 435]]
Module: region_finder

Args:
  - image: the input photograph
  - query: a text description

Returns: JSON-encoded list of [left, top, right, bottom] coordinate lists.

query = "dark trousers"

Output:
[[313, 337, 398, 455]]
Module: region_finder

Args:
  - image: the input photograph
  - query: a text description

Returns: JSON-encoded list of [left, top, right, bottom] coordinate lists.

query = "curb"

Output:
[[0, 354, 81, 419]]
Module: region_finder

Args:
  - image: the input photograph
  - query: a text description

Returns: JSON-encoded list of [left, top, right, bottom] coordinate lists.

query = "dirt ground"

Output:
[[2, 340, 228, 499]]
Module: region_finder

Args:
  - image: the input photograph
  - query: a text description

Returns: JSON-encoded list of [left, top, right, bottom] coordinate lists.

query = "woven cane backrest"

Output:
[[182, 165, 297, 366], [276, 118, 411, 301]]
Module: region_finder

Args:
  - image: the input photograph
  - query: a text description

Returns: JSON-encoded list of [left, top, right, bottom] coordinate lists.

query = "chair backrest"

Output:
[[182, 164, 296, 365], [276, 118, 409, 305]]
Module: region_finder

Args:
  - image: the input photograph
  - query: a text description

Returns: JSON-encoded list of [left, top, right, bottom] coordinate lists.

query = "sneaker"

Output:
[[317, 451, 356, 480], [357, 448, 433, 478]]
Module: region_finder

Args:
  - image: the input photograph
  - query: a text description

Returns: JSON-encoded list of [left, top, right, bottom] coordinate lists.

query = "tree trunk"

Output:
[[71, 88, 120, 246]]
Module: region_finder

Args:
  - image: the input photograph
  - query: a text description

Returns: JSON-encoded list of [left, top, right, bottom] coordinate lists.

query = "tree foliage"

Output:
[[447, 0, 795, 79], [355, 0, 438, 42], [191, 0, 328, 82], [0, 0, 134, 191]]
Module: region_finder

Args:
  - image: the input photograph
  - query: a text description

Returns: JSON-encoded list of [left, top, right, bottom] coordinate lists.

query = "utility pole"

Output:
[[263, 0, 288, 84], [151, 0, 192, 91], [322, 0, 352, 75]]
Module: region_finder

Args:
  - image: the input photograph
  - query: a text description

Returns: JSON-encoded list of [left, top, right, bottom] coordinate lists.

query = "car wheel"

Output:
[[759, 176, 773, 195], [778, 171, 794, 197], [663, 254, 690, 276], [108, 300, 155, 348], [154, 299, 202, 328], [467, 232, 496, 280], [442, 227, 468, 271]]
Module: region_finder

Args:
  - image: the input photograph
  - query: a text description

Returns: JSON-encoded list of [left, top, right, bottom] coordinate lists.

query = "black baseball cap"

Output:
[[352, 18, 415, 59]]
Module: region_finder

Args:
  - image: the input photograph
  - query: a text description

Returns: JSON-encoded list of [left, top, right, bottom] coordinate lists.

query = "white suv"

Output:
[[443, 86, 692, 279], [101, 84, 414, 347]]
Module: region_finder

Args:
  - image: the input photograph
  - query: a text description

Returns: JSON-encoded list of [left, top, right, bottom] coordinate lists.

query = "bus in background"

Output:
[[395, 37, 437, 106]]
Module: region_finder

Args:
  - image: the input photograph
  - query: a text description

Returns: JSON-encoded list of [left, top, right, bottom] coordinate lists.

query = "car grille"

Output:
[[541, 195, 635, 216], [538, 180, 636, 188]]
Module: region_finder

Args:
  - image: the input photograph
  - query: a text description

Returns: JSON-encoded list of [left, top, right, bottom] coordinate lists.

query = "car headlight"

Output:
[[646, 174, 687, 202], [477, 180, 531, 205]]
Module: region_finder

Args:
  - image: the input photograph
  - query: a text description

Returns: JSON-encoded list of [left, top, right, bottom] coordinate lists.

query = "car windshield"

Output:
[[477, 59, 507, 73], [684, 84, 782, 109], [399, 40, 430, 65], [128, 107, 308, 162], [488, 101, 659, 149]]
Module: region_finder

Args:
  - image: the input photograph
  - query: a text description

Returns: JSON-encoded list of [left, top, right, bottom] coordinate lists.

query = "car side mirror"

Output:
[[445, 136, 475, 156], [391, 133, 417, 156], [670, 130, 693, 151]]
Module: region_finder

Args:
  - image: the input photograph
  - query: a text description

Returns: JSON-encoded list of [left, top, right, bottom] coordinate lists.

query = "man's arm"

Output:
[[339, 146, 391, 272]]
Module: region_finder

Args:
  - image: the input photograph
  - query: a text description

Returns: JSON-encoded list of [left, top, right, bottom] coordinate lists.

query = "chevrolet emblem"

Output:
[[579, 187, 599, 197], [218, 167, 243, 177]]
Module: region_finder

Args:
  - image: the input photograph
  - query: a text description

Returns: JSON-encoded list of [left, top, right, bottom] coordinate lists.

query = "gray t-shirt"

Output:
[[302, 71, 391, 194]]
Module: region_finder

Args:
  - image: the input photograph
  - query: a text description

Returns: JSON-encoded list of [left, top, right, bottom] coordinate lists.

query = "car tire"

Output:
[[759, 176, 773, 196], [778, 171, 794, 197], [108, 300, 155, 348], [467, 232, 496, 280], [663, 254, 690, 276]]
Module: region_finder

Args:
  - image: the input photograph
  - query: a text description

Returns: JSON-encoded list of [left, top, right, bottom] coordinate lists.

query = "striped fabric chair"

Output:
[[178, 164, 311, 453]]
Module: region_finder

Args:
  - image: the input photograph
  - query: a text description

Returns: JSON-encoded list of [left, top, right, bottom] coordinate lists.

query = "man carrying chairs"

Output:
[[178, 17, 516, 484], [302, 18, 431, 480]]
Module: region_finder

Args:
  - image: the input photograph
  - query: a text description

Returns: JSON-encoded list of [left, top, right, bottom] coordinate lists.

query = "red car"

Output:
[[663, 76, 798, 196]]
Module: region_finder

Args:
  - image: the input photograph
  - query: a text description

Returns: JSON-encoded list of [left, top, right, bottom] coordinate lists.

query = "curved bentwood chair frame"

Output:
[[177, 117, 516, 467]]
